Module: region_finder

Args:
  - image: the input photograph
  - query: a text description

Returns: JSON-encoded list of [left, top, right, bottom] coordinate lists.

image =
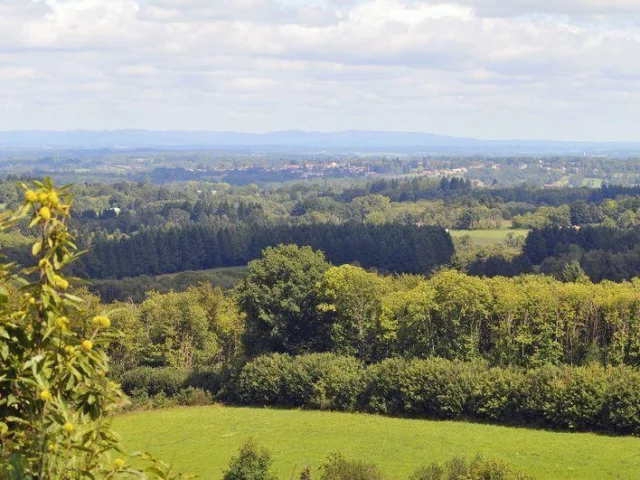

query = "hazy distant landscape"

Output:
[[3, 130, 640, 155]]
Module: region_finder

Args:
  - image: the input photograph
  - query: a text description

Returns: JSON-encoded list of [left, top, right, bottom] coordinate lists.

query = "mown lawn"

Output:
[[114, 406, 640, 479], [449, 229, 529, 246]]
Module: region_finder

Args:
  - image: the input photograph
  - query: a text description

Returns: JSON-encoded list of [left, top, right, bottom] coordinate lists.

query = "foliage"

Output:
[[235, 353, 363, 411], [238, 245, 330, 356], [234, 354, 640, 434], [410, 456, 533, 480], [77, 223, 453, 280], [108, 284, 243, 370], [0, 179, 188, 479], [88, 267, 248, 303], [318, 265, 394, 362], [222, 439, 277, 480], [319, 453, 384, 480], [120, 367, 191, 397]]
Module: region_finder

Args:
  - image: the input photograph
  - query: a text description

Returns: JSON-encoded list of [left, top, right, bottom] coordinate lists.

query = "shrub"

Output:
[[223, 439, 277, 480], [222, 354, 640, 434], [295, 354, 363, 411], [121, 366, 190, 396], [360, 358, 408, 414], [410, 456, 534, 480], [472, 367, 524, 422], [299, 466, 312, 480], [547, 365, 608, 430], [236, 354, 364, 410], [319, 453, 384, 480], [398, 358, 480, 419], [519, 365, 560, 426], [605, 366, 640, 434], [186, 366, 227, 395], [175, 387, 214, 407], [111, 354, 640, 439], [235, 354, 294, 406]]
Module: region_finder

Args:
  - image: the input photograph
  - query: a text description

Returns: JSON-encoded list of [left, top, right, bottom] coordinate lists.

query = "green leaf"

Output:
[[32, 240, 42, 256], [0, 286, 8, 305]]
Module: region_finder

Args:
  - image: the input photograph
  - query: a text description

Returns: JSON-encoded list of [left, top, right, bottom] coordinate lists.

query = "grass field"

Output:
[[114, 406, 640, 479], [449, 229, 529, 246], [582, 178, 604, 188]]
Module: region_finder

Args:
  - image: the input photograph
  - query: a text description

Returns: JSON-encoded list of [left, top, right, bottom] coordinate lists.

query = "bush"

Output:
[[410, 456, 533, 480], [295, 354, 364, 411], [360, 358, 408, 414], [398, 358, 481, 419], [120, 366, 190, 396], [518, 365, 560, 426], [299, 466, 312, 480], [320, 453, 384, 480], [121, 354, 640, 435], [175, 387, 214, 407], [233, 354, 640, 434], [235, 353, 364, 410], [223, 439, 277, 480], [235, 354, 294, 406], [186, 366, 228, 395], [544, 365, 607, 430], [605, 366, 640, 434], [472, 367, 524, 422]]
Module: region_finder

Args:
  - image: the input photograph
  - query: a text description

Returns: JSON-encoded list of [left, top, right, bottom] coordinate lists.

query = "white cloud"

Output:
[[411, 0, 640, 17], [0, 0, 639, 140]]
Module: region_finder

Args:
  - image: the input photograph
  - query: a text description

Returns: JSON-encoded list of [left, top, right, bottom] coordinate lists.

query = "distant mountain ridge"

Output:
[[1, 130, 639, 154]]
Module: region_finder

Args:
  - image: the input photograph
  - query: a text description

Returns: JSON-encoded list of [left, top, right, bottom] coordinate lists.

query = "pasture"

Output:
[[449, 228, 529, 246], [115, 406, 640, 479]]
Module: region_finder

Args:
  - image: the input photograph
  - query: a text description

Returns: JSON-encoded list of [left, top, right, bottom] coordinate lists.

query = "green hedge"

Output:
[[120, 366, 225, 397], [235, 353, 363, 411], [121, 355, 640, 434], [234, 354, 640, 435]]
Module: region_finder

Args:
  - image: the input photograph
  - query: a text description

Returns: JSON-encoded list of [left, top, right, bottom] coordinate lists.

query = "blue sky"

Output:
[[0, 0, 639, 141]]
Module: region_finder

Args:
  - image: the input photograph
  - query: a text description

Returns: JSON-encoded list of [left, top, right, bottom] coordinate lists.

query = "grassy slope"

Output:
[[114, 406, 640, 480], [450, 229, 529, 246]]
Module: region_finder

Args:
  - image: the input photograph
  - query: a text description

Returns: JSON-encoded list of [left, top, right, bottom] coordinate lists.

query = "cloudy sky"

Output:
[[1, 0, 639, 140]]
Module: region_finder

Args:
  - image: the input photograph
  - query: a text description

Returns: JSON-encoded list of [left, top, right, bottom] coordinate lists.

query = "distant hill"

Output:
[[1, 130, 639, 155]]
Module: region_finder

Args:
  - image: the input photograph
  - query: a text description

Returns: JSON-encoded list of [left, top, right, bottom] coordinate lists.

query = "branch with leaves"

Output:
[[0, 178, 191, 479]]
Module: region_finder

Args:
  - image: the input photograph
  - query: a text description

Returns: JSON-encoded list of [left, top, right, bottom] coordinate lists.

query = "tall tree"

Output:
[[238, 245, 331, 356]]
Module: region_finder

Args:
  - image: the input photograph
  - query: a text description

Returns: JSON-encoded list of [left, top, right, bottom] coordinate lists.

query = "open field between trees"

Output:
[[114, 406, 640, 479], [450, 229, 529, 246]]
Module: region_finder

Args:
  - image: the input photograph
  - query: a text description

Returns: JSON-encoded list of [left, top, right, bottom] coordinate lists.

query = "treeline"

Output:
[[239, 249, 640, 368], [87, 267, 247, 303], [523, 226, 640, 281], [103, 244, 640, 371], [76, 223, 453, 279], [343, 177, 605, 205], [77, 244, 640, 372]]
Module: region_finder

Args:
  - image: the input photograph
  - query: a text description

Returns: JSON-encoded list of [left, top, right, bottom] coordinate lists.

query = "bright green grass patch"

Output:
[[114, 406, 640, 480], [449, 229, 529, 246], [582, 178, 604, 188]]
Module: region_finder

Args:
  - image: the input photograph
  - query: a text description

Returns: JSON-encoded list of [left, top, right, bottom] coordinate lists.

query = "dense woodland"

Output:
[[76, 223, 453, 279], [2, 176, 640, 291]]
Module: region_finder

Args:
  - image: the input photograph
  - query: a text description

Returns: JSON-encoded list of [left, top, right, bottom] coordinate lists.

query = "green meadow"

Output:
[[449, 229, 529, 246], [115, 406, 640, 480]]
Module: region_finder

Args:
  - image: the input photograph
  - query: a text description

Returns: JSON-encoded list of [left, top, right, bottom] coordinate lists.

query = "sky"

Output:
[[1, 0, 639, 141]]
